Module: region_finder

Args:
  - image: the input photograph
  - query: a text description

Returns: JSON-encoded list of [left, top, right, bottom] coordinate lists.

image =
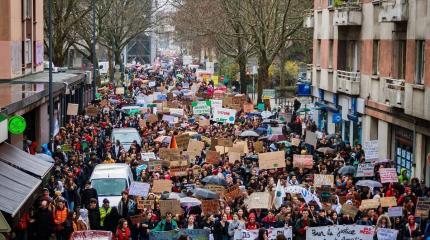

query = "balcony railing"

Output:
[[337, 70, 360, 95], [379, 0, 408, 22], [384, 78, 405, 108], [333, 1, 362, 26]]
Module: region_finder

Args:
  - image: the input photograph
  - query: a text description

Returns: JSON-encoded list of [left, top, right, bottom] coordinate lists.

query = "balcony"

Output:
[[379, 0, 408, 22], [336, 70, 360, 95], [304, 11, 314, 28], [383, 78, 405, 108], [333, 1, 362, 26]]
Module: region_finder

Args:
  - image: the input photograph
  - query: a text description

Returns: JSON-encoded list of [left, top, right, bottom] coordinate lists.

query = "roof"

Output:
[[0, 161, 41, 217], [91, 164, 131, 180], [112, 128, 139, 133], [0, 143, 53, 179]]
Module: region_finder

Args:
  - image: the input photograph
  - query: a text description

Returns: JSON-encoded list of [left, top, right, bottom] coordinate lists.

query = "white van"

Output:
[[111, 127, 141, 151], [90, 163, 133, 206]]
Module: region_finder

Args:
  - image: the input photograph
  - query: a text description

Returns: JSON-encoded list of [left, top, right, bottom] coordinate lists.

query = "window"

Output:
[[415, 40, 425, 84], [392, 39, 406, 79], [22, 0, 31, 19], [316, 40, 321, 67], [329, 40, 333, 68], [372, 40, 380, 75], [328, 0, 333, 7]]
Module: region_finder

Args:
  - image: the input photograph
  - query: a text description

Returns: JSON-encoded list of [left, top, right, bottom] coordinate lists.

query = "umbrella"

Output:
[[193, 188, 219, 199], [296, 107, 311, 113], [240, 130, 260, 137], [202, 176, 227, 186], [338, 166, 356, 176], [267, 134, 287, 142], [180, 197, 202, 207], [261, 111, 273, 119], [317, 147, 336, 155], [356, 180, 383, 188], [277, 141, 292, 147]]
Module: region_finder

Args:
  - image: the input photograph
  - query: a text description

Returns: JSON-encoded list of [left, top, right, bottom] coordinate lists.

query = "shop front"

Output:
[[392, 126, 414, 177]]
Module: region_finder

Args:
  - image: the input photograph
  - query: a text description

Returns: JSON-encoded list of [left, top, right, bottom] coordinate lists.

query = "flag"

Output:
[[170, 135, 178, 149], [273, 179, 285, 209]]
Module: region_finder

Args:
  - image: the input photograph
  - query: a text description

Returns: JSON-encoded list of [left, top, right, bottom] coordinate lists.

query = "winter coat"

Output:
[[117, 198, 136, 218], [116, 226, 131, 240], [34, 208, 54, 240], [88, 207, 101, 230], [81, 188, 98, 208], [152, 219, 179, 232], [213, 220, 230, 240]]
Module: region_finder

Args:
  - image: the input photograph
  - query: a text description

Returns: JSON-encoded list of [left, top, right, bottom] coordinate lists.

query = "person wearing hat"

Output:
[[99, 198, 112, 230]]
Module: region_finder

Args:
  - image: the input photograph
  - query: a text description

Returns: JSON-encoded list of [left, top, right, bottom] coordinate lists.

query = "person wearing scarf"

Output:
[[404, 215, 422, 239]]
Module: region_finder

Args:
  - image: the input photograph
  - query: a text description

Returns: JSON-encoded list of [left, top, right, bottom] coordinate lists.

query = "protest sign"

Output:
[[363, 140, 379, 161], [225, 184, 242, 201], [192, 101, 211, 115], [201, 200, 220, 215], [291, 138, 301, 147], [159, 200, 183, 216], [379, 168, 398, 183], [137, 200, 154, 210], [415, 197, 430, 218], [340, 204, 358, 219], [258, 151, 286, 170], [278, 112, 292, 123], [159, 148, 181, 161], [305, 130, 318, 147], [360, 199, 380, 210], [212, 107, 237, 124], [253, 141, 264, 153], [141, 152, 156, 161], [246, 192, 272, 210], [233, 227, 292, 240], [149, 229, 210, 240], [175, 134, 190, 150], [85, 106, 99, 117], [204, 185, 225, 196], [306, 225, 375, 240], [206, 150, 220, 165], [218, 138, 233, 147], [187, 139, 205, 157], [379, 197, 397, 207], [215, 146, 229, 155], [152, 179, 172, 193], [61, 144, 73, 152], [388, 206, 403, 217], [170, 166, 188, 177], [115, 87, 124, 94], [169, 108, 184, 116], [210, 99, 223, 109], [67, 103, 79, 115], [147, 114, 158, 124], [377, 228, 398, 240], [230, 141, 248, 154], [313, 174, 334, 187], [128, 182, 150, 197], [147, 160, 162, 172], [356, 163, 375, 177], [228, 151, 241, 163], [130, 214, 145, 225], [293, 155, 313, 169], [243, 103, 254, 113], [162, 115, 178, 124]]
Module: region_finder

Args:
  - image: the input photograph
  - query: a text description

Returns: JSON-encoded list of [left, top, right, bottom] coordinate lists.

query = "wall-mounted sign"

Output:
[[8, 115, 26, 135]]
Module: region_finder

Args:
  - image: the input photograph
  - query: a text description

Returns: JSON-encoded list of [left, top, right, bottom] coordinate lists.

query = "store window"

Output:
[[394, 127, 413, 177]]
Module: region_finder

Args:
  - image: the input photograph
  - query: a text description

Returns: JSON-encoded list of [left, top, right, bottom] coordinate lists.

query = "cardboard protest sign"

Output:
[[67, 103, 79, 115], [379, 168, 398, 183], [170, 166, 188, 177], [258, 151, 286, 170], [159, 148, 181, 161], [360, 199, 380, 210], [128, 182, 150, 197], [363, 140, 379, 162], [291, 138, 301, 147], [141, 152, 156, 161], [293, 155, 313, 169], [206, 150, 220, 165], [230, 141, 249, 154], [217, 138, 233, 147], [147, 114, 158, 124], [115, 87, 125, 94], [313, 174, 334, 187], [415, 197, 430, 218], [356, 163, 375, 177], [379, 197, 397, 207], [175, 134, 190, 150], [137, 200, 154, 210], [253, 141, 264, 153], [377, 228, 398, 240], [86, 106, 99, 117], [222, 95, 233, 107], [224, 184, 242, 201], [388, 206, 403, 217], [305, 130, 318, 147], [201, 200, 220, 215], [159, 200, 183, 216], [306, 225, 375, 240], [243, 103, 254, 113], [192, 101, 211, 115], [246, 192, 272, 209], [130, 214, 145, 225], [215, 146, 229, 155], [162, 115, 178, 124], [340, 204, 358, 219], [228, 151, 241, 164], [147, 160, 162, 172], [199, 119, 210, 127], [204, 185, 225, 196], [187, 139, 205, 157], [152, 179, 172, 193], [212, 107, 237, 124]]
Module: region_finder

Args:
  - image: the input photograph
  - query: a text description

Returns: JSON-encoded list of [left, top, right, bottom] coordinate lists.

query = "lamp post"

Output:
[[48, 0, 54, 148], [92, 0, 97, 99]]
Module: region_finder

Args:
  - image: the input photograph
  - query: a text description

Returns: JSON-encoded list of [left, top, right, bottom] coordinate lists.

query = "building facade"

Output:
[[306, 0, 430, 183]]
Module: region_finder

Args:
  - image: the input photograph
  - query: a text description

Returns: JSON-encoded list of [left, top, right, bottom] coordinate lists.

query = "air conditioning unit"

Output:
[[85, 71, 92, 84], [24, 39, 32, 64]]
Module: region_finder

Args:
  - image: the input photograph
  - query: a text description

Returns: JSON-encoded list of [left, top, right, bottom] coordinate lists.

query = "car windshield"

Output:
[[113, 132, 140, 143], [91, 178, 126, 196]]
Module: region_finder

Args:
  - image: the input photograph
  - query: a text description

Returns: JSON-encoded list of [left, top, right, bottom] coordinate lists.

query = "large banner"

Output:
[[149, 229, 210, 240], [212, 107, 237, 124], [306, 225, 375, 240], [234, 227, 292, 240]]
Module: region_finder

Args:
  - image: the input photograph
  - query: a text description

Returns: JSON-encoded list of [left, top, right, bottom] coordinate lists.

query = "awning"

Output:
[[315, 101, 339, 112], [0, 161, 41, 217], [0, 143, 52, 179]]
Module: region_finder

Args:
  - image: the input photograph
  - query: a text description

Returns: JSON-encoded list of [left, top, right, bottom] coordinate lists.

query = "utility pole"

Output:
[[92, 0, 97, 100], [48, 0, 54, 149]]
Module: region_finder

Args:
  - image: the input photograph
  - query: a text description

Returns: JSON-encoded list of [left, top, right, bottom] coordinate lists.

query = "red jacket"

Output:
[[116, 227, 131, 240]]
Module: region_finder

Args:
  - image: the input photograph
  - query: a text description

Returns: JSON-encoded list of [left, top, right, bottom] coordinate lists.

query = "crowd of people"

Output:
[[13, 61, 430, 240]]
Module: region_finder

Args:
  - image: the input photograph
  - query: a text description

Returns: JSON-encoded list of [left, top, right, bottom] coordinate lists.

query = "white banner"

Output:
[[306, 225, 375, 240], [169, 108, 184, 116], [363, 140, 379, 161], [376, 228, 398, 240], [210, 99, 223, 110], [234, 227, 292, 240], [212, 108, 237, 124]]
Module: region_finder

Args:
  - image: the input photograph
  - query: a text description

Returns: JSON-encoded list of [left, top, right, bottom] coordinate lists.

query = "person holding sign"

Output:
[[152, 212, 179, 232]]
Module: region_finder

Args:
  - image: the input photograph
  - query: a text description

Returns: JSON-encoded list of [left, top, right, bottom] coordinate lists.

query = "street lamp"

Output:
[[48, 0, 54, 148]]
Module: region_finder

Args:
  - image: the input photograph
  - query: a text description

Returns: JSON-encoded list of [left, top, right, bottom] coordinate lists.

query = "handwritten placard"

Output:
[[152, 179, 172, 193], [67, 103, 79, 115], [246, 192, 272, 210], [170, 166, 188, 177], [293, 155, 313, 169], [314, 174, 334, 188], [415, 197, 430, 218], [253, 141, 264, 153], [377, 228, 398, 240], [341, 204, 358, 219], [306, 225, 375, 240], [175, 134, 190, 150], [128, 182, 150, 197], [258, 151, 285, 170], [224, 184, 242, 201], [130, 214, 145, 224], [360, 199, 380, 210], [201, 200, 220, 215], [356, 163, 375, 177], [388, 206, 403, 217], [217, 138, 233, 147], [228, 151, 241, 164], [86, 106, 99, 117], [137, 200, 154, 210], [206, 150, 220, 165], [363, 140, 379, 161], [379, 197, 397, 207], [379, 168, 398, 183], [305, 130, 318, 147], [159, 200, 183, 216]]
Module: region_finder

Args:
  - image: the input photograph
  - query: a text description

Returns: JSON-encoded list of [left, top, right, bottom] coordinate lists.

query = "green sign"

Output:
[[8, 115, 26, 135]]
